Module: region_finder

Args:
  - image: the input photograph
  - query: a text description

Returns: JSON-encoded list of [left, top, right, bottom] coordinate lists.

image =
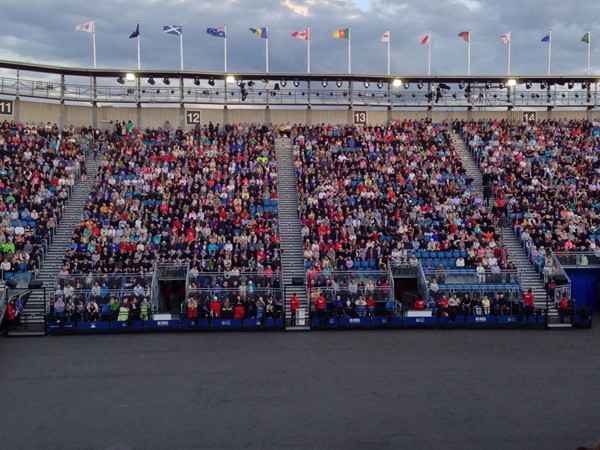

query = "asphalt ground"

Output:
[[1, 326, 599, 450]]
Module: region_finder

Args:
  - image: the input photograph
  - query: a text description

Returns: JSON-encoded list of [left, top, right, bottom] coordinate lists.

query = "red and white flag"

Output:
[[75, 20, 95, 33], [421, 33, 431, 45], [500, 30, 511, 44], [291, 28, 309, 40], [380, 30, 390, 43]]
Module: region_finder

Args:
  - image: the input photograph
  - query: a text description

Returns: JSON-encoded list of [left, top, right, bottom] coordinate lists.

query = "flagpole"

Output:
[[136, 22, 141, 70], [92, 21, 97, 69], [507, 29, 511, 76], [266, 27, 269, 73], [548, 29, 552, 76], [348, 28, 352, 74], [387, 33, 391, 75], [180, 23, 184, 71], [467, 29, 471, 76], [307, 27, 311, 74], [224, 25, 228, 73], [428, 29, 432, 76], [587, 29, 591, 76]]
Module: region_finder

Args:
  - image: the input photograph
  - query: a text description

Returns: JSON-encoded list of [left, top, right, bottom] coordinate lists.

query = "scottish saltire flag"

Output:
[[500, 31, 511, 44], [129, 23, 140, 39], [163, 25, 182, 36], [541, 32, 551, 42], [75, 20, 94, 33], [207, 27, 226, 38], [249, 27, 268, 38]]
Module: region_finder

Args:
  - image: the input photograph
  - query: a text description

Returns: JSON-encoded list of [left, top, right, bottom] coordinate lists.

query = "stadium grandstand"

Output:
[[0, 60, 597, 335]]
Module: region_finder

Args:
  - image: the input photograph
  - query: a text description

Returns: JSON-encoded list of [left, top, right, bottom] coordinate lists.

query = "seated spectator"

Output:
[[355, 296, 367, 317], [187, 297, 198, 320], [437, 295, 449, 317], [413, 296, 426, 310], [64, 298, 75, 322], [87, 299, 99, 321], [53, 297, 65, 322], [209, 296, 221, 319], [233, 300, 245, 320]]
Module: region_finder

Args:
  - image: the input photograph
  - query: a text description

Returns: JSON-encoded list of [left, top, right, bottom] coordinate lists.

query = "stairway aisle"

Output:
[[12, 150, 104, 335], [450, 132, 549, 314], [274, 136, 310, 330]]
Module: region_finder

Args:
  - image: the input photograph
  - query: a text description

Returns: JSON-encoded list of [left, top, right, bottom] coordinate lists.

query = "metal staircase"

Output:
[[274, 136, 310, 330], [11, 151, 104, 335], [451, 132, 550, 314]]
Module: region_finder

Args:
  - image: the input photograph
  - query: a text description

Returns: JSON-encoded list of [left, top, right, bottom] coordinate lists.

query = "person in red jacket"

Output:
[[523, 289, 535, 321], [315, 292, 327, 323], [209, 296, 221, 319], [414, 296, 426, 310], [366, 297, 375, 317], [289, 293, 300, 326], [233, 300, 245, 320], [7, 299, 17, 330], [437, 295, 449, 317], [558, 293, 569, 323]]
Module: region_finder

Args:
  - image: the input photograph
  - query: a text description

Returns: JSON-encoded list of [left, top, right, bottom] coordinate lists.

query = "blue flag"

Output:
[[249, 27, 268, 39], [541, 32, 551, 43], [207, 27, 226, 38], [129, 23, 140, 39], [163, 25, 182, 36]]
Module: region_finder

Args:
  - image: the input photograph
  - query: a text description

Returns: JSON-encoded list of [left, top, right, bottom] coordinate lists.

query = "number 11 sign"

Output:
[[0, 100, 14, 116]]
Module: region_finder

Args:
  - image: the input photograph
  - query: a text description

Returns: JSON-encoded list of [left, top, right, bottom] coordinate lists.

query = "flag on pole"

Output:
[[458, 31, 470, 42], [207, 27, 226, 38], [421, 33, 431, 45], [129, 23, 140, 39], [380, 31, 390, 43], [332, 28, 350, 39], [75, 20, 95, 33], [163, 25, 182, 36], [249, 27, 268, 38], [541, 32, 551, 42], [582, 32, 590, 44], [500, 30, 511, 44], [291, 29, 309, 40]]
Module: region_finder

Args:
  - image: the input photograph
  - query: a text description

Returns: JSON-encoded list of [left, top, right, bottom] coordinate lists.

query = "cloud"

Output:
[[283, 0, 312, 16]]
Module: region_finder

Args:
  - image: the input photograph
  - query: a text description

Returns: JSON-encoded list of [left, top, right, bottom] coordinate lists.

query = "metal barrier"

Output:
[[182, 287, 284, 319], [186, 271, 282, 293], [552, 251, 600, 268], [155, 263, 189, 280], [423, 268, 521, 286]]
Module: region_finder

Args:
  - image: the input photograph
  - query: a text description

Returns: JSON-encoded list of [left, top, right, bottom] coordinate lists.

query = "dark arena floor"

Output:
[[1, 327, 599, 450]]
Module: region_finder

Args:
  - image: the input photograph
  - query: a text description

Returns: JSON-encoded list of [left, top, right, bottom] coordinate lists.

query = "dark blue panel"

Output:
[[48, 323, 60, 331], [183, 319, 198, 328], [340, 317, 369, 326], [566, 271, 598, 313], [467, 316, 497, 325], [243, 318, 260, 327], [145, 319, 181, 329], [62, 322, 75, 331], [391, 317, 402, 326], [404, 317, 436, 325], [211, 319, 242, 328], [371, 317, 389, 326], [130, 320, 143, 329], [199, 319, 210, 328], [275, 318, 284, 328], [78, 321, 110, 330], [112, 321, 129, 329], [264, 318, 275, 328], [497, 315, 520, 324]]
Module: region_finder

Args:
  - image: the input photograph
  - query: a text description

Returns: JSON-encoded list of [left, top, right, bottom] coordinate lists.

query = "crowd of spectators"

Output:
[[62, 122, 282, 279], [461, 119, 600, 274], [293, 120, 511, 279], [0, 120, 87, 281]]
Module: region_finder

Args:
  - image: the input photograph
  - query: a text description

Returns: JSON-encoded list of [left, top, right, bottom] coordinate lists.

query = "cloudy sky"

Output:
[[1, 0, 599, 77]]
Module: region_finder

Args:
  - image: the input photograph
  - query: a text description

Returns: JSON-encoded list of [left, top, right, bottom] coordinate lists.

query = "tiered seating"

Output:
[[0, 120, 85, 282]]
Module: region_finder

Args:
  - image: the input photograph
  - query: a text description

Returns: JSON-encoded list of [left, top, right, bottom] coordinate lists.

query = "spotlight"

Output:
[[458, 81, 465, 89], [274, 83, 280, 91], [377, 80, 384, 89], [499, 82, 505, 89], [156, 89, 160, 93], [237, 79, 243, 87], [336, 79, 343, 88], [147, 77, 155, 85], [582, 81, 588, 89], [575, 93, 579, 98], [403, 81, 410, 89], [465, 85, 471, 93], [506, 79, 517, 87], [141, 89, 145, 93], [526, 82, 532, 89], [568, 81, 574, 89], [330, 92, 334, 96], [293, 79, 300, 87], [521, 93, 525, 98], [226, 75, 235, 84], [126, 88, 135, 94], [417, 81, 424, 89], [163, 77, 170, 85], [280, 79, 287, 87], [540, 81, 547, 89], [485, 81, 492, 89], [247, 81, 255, 87], [363, 80, 370, 88], [126, 73, 136, 82], [171, 90, 175, 94], [117, 76, 125, 84], [193, 76, 200, 86], [322, 79, 328, 87], [208, 77, 215, 86]]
